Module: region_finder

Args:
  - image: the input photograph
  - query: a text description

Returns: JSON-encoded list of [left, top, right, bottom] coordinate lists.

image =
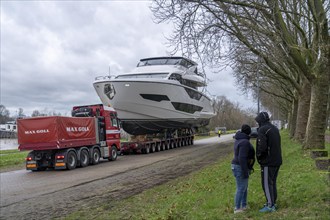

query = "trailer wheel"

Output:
[[145, 145, 150, 154], [109, 146, 118, 161], [151, 144, 155, 153], [165, 142, 170, 150], [67, 151, 77, 170], [161, 143, 166, 151], [91, 148, 101, 165], [156, 143, 161, 152], [80, 150, 89, 167]]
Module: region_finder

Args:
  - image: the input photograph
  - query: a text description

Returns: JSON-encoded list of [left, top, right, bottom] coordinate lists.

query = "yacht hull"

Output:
[[93, 79, 215, 135]]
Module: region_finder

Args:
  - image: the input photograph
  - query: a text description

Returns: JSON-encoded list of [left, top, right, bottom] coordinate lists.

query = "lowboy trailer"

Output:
[[120, 129, 194, 154]]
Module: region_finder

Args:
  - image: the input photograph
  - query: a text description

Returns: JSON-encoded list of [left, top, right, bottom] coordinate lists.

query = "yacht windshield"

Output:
[[116, 73, 168, 79], [137, 58, 195, 68]]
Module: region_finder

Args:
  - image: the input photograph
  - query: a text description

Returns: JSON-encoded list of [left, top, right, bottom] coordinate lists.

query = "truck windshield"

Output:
[[111, 117, 119, 128]]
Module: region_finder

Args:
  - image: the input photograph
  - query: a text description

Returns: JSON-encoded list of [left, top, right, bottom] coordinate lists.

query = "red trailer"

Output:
[[18, 104, 121, 171]]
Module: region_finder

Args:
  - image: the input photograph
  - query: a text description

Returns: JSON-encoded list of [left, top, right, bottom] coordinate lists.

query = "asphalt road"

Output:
[[0, 134, 234, 219]]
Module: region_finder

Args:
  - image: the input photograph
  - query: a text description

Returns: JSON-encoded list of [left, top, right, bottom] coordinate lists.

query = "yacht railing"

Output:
[[94, 75, 116, 81]]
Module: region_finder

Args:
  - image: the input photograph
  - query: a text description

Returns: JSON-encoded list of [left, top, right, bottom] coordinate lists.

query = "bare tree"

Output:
[[151, 0, 330, 149], [0, 105, 11, 124], [17, 108, 25, 118], [231, 42, 310, 141], [209, 96, 255, 130]]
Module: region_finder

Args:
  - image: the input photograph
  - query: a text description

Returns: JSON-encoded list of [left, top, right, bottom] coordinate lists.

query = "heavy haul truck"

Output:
[[18, 104, 121, 171], [18, 104, 195, 171]]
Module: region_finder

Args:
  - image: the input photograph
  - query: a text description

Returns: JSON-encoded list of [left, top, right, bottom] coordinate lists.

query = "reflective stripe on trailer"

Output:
[[55, 162, 66, 167], [106, 130, 121, 134], [26, 164, 36, 168]]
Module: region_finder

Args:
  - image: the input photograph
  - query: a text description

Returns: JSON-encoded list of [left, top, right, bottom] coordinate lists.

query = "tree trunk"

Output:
[[289, 98, 298, 138], [294, 80, 311, 142], [304, 69, 330, 149]]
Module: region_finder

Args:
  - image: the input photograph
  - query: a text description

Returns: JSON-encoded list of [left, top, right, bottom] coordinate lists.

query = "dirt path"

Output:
[[0, 137, 233, 219]]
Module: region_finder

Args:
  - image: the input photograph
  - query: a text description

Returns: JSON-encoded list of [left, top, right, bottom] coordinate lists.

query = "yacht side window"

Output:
[[169, 73, 182, 83]]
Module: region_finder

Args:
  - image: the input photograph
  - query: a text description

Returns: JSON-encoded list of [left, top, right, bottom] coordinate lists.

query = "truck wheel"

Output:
[[109, 146, 118, 161], [67, 151, 77, 170], [80, 150, 89, 167], [91, 148, 100, 165]]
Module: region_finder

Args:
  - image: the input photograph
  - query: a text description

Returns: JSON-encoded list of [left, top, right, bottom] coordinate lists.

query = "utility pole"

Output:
[[257, 69, 260, 113], [257, 57, 260, 114]]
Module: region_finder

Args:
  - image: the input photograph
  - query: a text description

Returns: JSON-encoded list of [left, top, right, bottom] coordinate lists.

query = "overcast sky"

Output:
[[1, 1, 256, 117]]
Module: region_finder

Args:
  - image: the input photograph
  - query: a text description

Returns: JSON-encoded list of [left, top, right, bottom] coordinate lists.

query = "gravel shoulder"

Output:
[[0, 136, 233, 219]]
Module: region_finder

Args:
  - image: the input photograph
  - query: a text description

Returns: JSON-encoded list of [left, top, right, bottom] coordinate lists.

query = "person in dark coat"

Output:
[[255, 112, 282, 212], [231, 124, 255, 214]]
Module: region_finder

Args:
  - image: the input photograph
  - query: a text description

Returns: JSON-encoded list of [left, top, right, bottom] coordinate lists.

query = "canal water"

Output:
[[0, 139, 19, 150]]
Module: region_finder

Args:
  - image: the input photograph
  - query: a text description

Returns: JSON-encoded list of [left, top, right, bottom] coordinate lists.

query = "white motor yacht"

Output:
[[93, 57, 215, 135]]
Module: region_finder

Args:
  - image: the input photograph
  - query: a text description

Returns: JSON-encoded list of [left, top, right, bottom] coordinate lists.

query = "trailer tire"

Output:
[[161, 143, 166, 151], [165, 142, 170, 150], [145, 145, 150, 154], [80, 149, 89, 167], [156, 143, 161, 152], [67, 151, 77, 170], [109, 146, 118, 161], [91, 148, 101, 165], [151, 144, 156, 153]]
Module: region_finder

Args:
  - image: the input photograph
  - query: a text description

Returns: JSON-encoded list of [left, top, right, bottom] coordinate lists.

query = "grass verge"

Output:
[[0, 149, 26, 171], [65, 130, 330, 220]]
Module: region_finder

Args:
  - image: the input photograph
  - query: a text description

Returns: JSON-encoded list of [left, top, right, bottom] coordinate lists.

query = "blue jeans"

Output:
[[232, 164, 249, 209]]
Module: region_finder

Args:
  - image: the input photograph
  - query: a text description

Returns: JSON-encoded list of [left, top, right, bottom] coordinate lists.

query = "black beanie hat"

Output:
[[241, 124, 251, 135], [255, 111, 270, 124]]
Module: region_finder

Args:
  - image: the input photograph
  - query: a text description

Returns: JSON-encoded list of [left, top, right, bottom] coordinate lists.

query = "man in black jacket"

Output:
[[255, 112, 282, 212]]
